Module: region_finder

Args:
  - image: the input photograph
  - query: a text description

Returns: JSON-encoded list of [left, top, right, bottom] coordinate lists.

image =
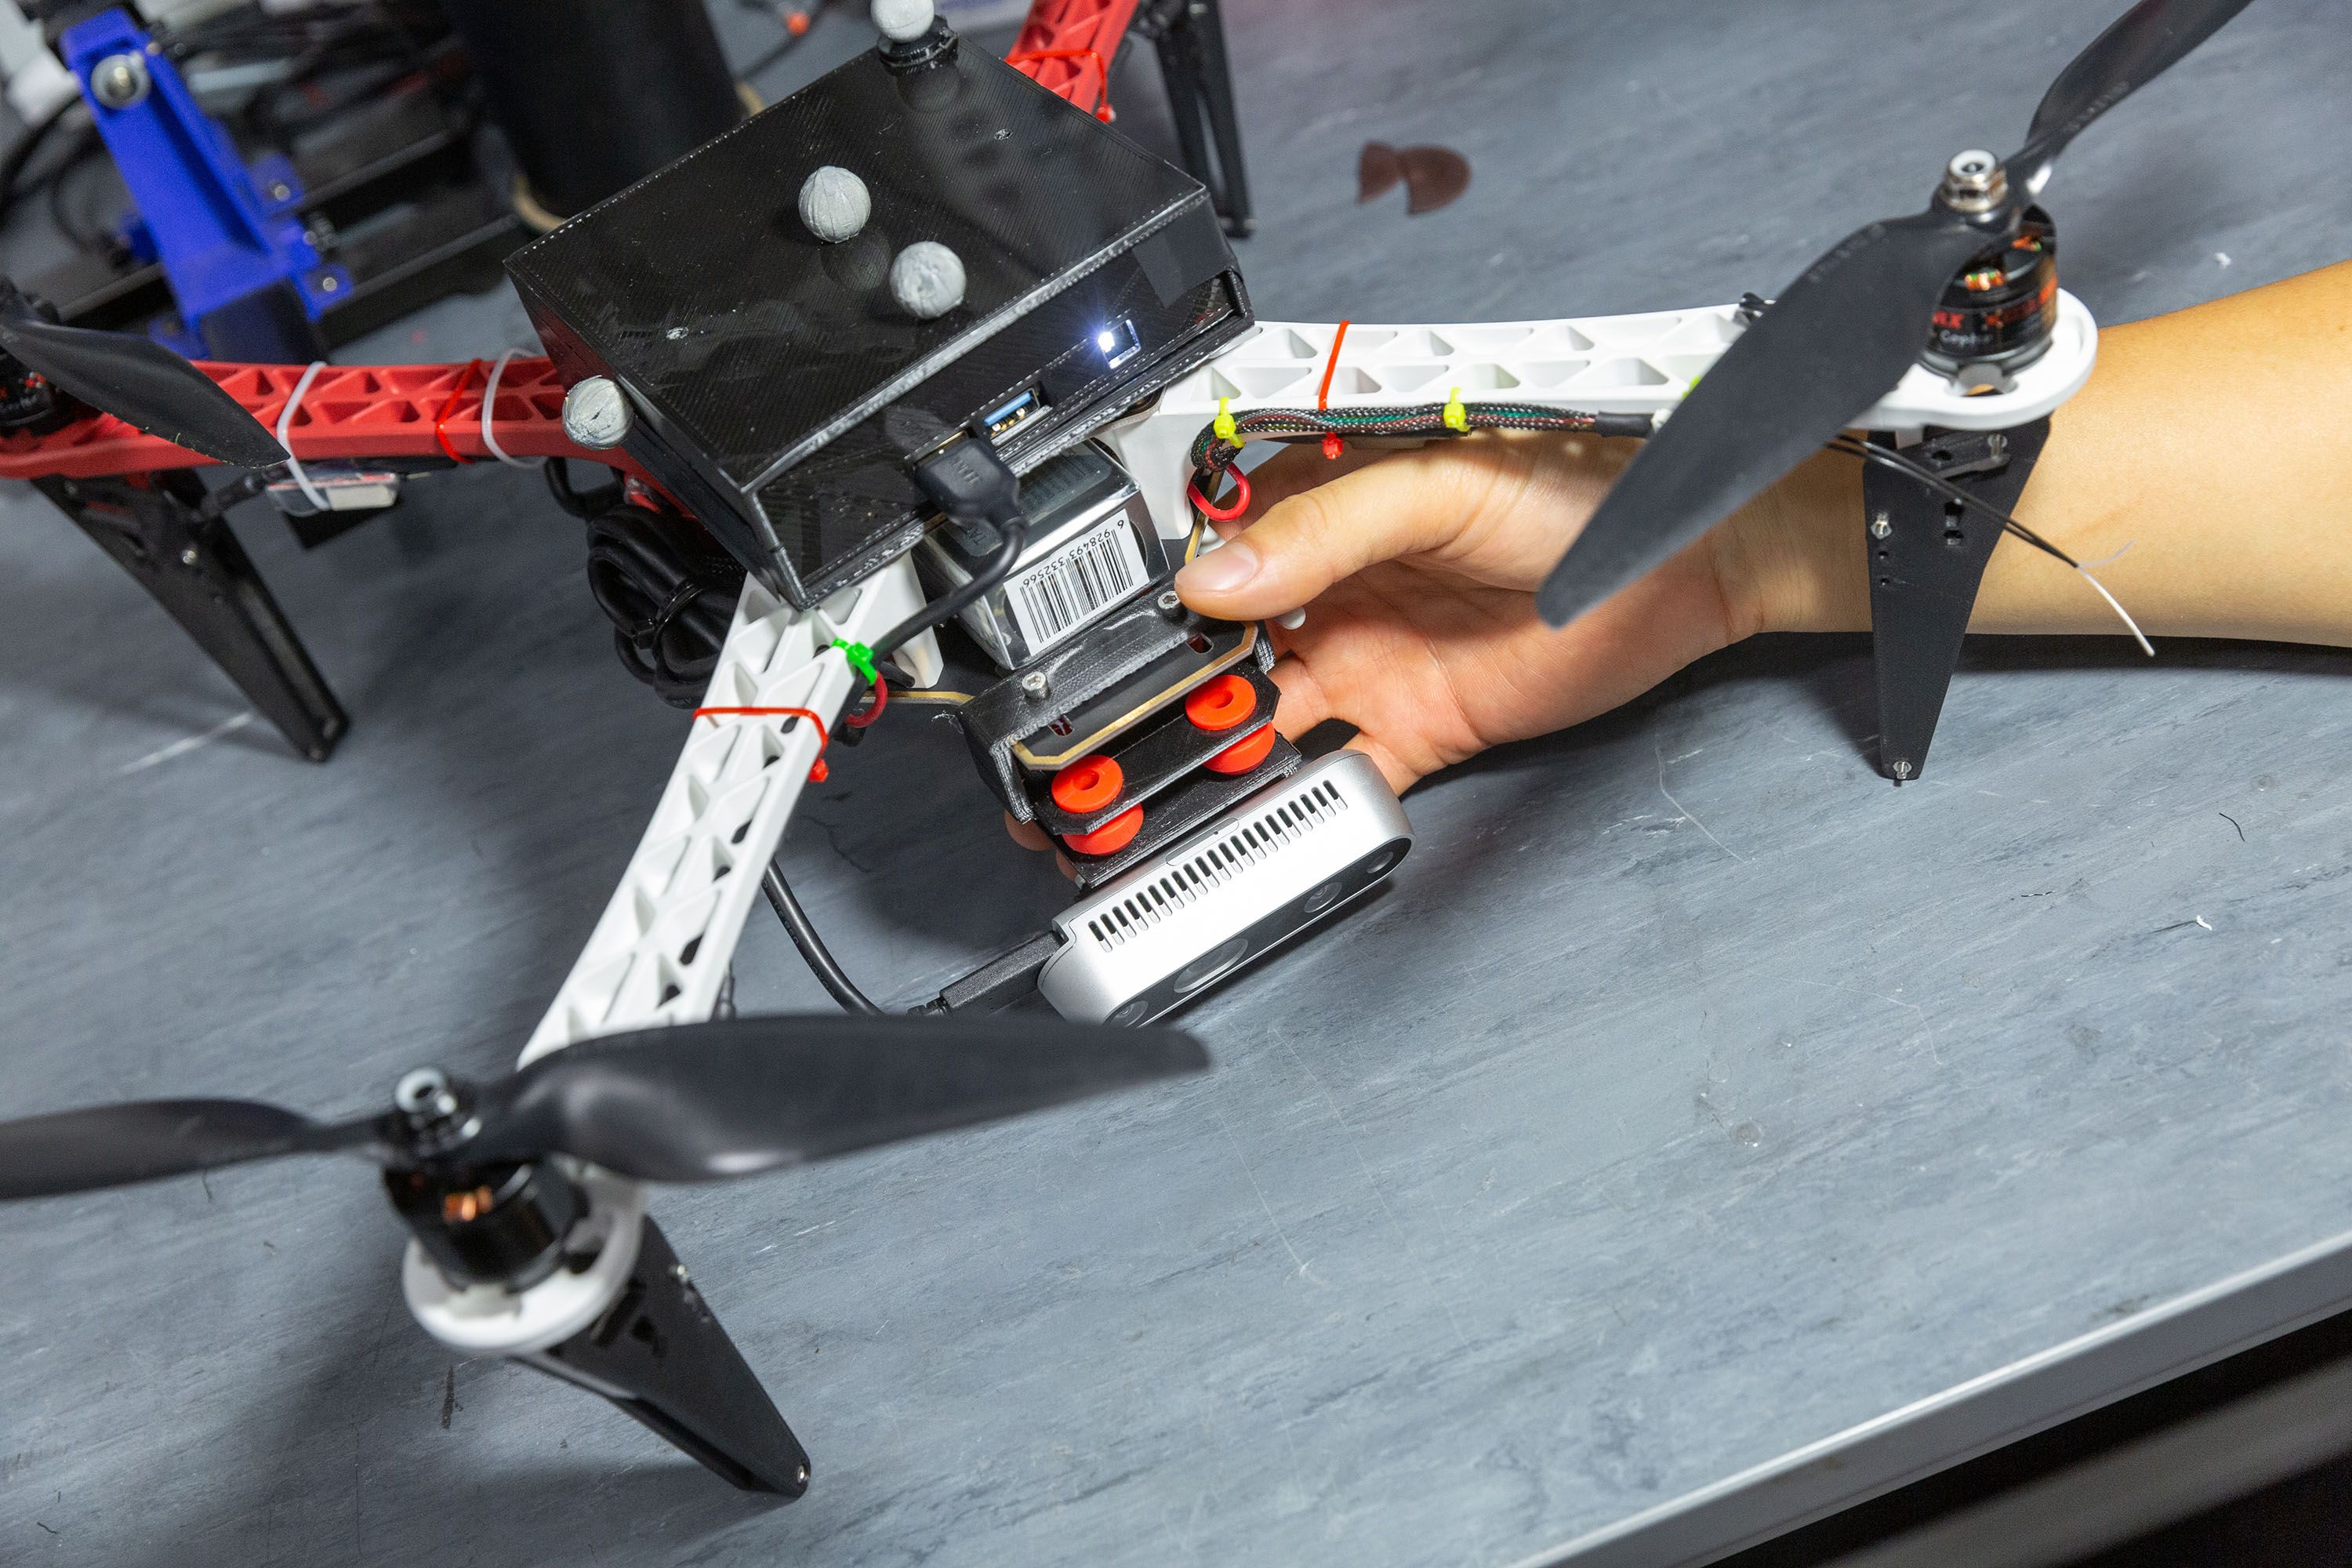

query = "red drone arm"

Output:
[[0, 356, 648, 481], [1008, 0, 1139, 118], [0, 28, 1118, 485]]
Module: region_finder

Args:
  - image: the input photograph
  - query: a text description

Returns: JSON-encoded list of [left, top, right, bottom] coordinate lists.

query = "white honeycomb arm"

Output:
[[407, 559, 937, 1356], [519, 559, 935, 1063], [1101, 293, 2096, 542]]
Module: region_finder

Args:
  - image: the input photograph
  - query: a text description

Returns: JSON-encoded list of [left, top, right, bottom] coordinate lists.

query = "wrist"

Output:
[[1705, 447, 1869, 637]]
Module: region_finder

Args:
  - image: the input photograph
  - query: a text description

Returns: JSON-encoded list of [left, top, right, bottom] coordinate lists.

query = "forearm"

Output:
[[1746, 259, 2352, 643]]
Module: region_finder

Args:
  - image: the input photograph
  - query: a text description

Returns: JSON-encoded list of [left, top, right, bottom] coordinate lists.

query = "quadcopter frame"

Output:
[[0, 3, 2127, 1495]]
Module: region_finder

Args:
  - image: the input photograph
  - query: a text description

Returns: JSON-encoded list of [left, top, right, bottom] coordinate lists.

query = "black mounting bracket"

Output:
[[36, 473, 347, 762], [1137, 0, 1254, 237], [522, 1218, 812, 1497], [1863, 416, 2049, 782]]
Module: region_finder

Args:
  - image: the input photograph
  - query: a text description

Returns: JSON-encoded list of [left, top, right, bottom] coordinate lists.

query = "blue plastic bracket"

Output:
[[58, 9, 350, 359]]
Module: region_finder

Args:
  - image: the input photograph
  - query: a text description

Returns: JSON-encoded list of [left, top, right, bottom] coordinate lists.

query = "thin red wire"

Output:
[[1187, 468, 1250, 521], [1005, 48, 1115, 120], [432, 359, 487, 464]]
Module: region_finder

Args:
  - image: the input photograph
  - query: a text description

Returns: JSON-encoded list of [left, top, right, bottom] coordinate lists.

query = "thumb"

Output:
[[1172, 445, 1492, 620]]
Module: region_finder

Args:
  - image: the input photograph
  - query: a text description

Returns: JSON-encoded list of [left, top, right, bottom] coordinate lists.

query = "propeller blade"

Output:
[[1537, 208, 1994, 629], [463, 1014, 1210, 1182], [0, 1098, 379, 1201], [0, 308, 288, 469], [2013, 0, 2255, 198]]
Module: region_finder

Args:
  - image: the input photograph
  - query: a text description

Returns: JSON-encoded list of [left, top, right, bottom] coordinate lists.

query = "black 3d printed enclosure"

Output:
[[509, 36, 1252, 608]]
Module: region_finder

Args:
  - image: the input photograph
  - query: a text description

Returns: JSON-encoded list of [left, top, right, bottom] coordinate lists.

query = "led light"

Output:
[[1094, 318, 1141, 368]]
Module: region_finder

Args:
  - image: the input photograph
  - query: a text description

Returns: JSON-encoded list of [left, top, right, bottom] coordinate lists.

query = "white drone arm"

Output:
[[1101, 294, 2096, 547], [405, 560, 938, 1354]]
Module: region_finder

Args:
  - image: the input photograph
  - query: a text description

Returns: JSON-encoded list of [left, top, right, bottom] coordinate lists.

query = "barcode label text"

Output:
[[1005, 514, 1148, 652]]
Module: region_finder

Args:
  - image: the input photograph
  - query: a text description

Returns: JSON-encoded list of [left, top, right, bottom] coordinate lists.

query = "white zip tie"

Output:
[[274, 360, 328, 513], [481, 348, 540, 468]]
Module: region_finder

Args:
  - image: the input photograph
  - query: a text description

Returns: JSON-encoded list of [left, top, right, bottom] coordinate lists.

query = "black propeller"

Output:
[[0, 1013, 1209, 1202], [1535, 0, 2254, 630], [0, 283, 289, 469]]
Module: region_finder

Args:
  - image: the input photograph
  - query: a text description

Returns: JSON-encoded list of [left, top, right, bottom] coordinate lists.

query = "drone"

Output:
[[0, 0, 2252, 1507]]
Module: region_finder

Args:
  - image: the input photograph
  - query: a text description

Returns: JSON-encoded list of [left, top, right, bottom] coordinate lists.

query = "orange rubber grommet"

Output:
[[1184, 673, 1258, 733], [1051, 754, 1123, 814], [1203, 722, 1276, 775], [1063, 805, 1142, 857]]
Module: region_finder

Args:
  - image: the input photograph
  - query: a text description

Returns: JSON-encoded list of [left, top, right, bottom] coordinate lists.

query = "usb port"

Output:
[[980, 388, 1045, 439]]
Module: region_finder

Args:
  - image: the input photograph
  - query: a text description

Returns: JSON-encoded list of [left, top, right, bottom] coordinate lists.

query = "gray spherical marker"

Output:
[[561, 376, 631, 450], [797, 166, 870, 244], [891, 241, 966, 320], [872, 0, 934, 42]]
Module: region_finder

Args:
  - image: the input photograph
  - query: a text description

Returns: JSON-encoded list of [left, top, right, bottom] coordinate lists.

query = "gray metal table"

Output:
[[3, 2, 2350, 1564]]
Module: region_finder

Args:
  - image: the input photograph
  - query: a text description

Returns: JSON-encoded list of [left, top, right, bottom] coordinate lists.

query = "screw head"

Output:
[[179, 546, 200, 566], [1870, 512, 1891, 539], [562, 376, 632, 449], [1892, 759, 1913, 780], [90, 53, 151, 110], [1019, 670, 1051, 699], [1156, 588, 1182, 614]]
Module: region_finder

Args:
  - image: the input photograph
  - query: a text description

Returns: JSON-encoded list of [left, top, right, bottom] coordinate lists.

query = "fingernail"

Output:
[[1176, 539, 1258, 595]]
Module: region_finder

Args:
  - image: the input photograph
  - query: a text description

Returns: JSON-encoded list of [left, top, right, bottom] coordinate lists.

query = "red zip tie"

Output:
[[690, 706, 830, 749], [1005, 48, 1115, 120], [1316, 320, 1352, 412], [432, 359, 487, 464], [1187, 468, 1251, 521]]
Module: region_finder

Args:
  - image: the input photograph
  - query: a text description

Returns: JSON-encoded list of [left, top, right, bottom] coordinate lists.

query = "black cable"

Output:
[[583, 499, 745, 706], [870, 515, 1028, 676], [864, 437, 1032, 677], [761, 861, 884, 1014], [1827, 434, 2078, 567], [544, 456, 626, 517], [0, 97, 83, 229]]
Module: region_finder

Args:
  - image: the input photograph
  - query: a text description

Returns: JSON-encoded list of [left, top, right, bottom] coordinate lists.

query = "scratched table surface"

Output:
[[5, 2, 2351, 1564]]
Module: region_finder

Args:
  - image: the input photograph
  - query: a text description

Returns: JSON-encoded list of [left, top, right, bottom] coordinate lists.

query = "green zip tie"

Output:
[[831, 638, 878, 682]]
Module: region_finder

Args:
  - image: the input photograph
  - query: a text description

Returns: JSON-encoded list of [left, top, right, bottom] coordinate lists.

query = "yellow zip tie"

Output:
[[1212, 396, 1241, 446], [1443, 387, 1469, 433]]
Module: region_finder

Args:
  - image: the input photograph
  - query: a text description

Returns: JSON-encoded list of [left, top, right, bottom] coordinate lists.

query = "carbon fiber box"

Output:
[[508, 35, 1250, 608]]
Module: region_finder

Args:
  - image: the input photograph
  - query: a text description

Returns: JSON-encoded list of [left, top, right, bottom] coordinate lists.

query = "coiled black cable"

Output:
[[576, 481, 746, 707]]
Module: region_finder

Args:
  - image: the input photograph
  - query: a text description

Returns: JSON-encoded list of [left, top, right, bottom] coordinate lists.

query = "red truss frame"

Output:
[[0, 30, 1116, 485]]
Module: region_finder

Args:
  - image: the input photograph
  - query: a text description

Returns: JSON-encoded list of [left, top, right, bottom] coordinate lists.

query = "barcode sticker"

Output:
[[1005, 513, 1147, 653]]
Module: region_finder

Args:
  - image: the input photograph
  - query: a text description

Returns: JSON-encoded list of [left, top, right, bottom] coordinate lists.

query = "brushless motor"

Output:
[[1925, 210, 2058, 383]]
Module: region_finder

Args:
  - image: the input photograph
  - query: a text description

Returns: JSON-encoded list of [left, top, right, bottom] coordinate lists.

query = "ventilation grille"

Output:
[[1084, 779, 1349, 949]]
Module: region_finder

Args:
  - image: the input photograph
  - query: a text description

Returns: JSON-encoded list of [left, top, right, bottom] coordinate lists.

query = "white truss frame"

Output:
[[1102, 292, 2097, 549], [412, 291, 2101, 1353], [406, 561, 938, 1349]]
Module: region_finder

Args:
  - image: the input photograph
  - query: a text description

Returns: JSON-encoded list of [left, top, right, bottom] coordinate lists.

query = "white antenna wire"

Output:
[[2075, 564, 2154, 656]]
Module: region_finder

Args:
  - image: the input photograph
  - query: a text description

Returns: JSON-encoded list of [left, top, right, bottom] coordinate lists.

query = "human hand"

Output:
[[1004, 427, 1858, 858], [1163, 430, 1861, 791]]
